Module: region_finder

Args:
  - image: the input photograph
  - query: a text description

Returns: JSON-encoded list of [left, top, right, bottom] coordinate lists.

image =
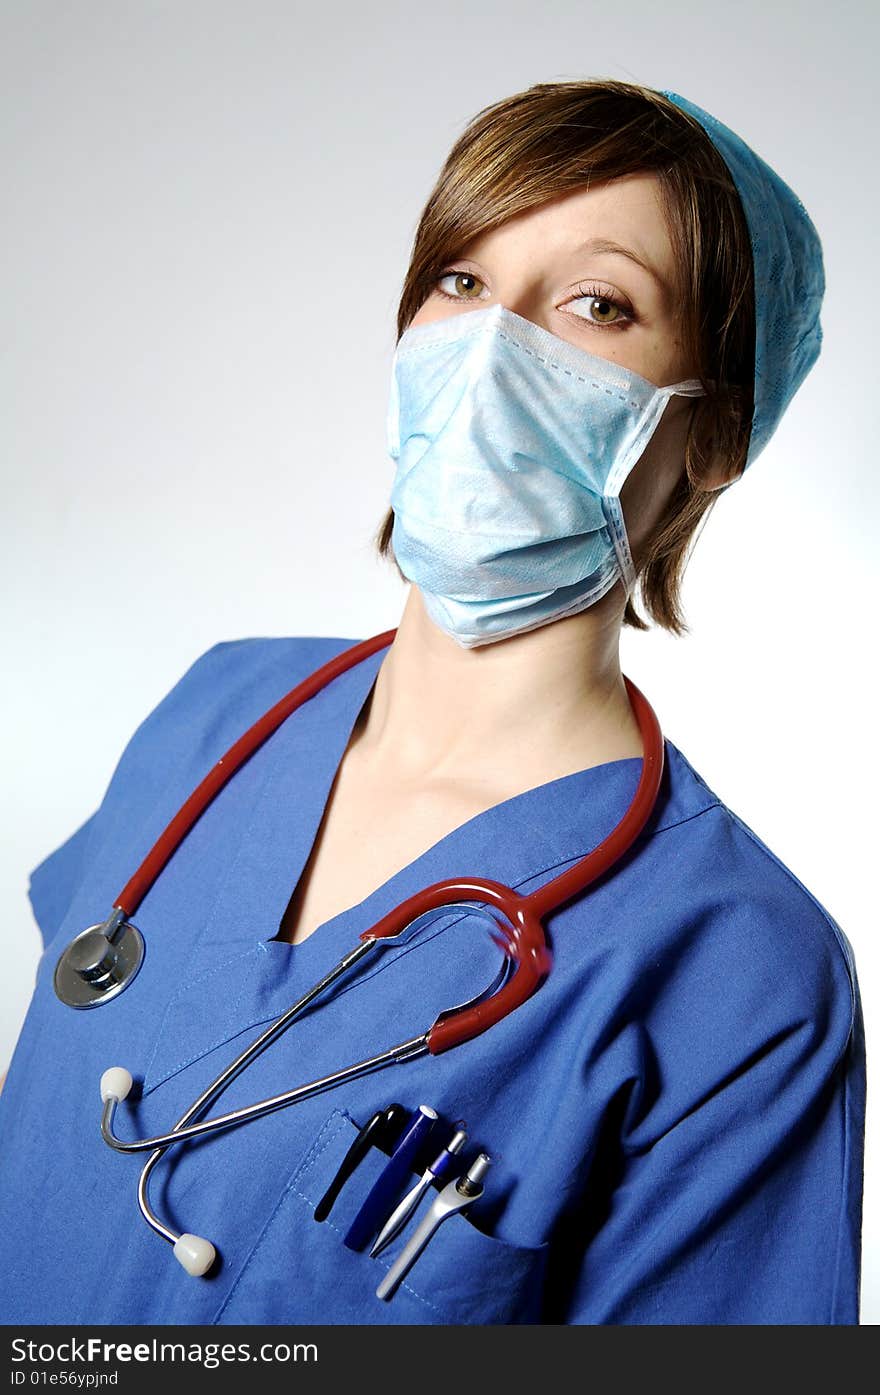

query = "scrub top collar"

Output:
[[138, 638, 717, 1095]]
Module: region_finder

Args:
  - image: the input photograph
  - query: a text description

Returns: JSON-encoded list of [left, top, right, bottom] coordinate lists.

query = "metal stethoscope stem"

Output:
[[102, 906, 516, 1273], [73, 628, 665, 1275], [103, 937, 420, 1273]]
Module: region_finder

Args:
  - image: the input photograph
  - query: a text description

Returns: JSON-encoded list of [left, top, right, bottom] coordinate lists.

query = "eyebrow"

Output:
[[572, 236, 671, 297]]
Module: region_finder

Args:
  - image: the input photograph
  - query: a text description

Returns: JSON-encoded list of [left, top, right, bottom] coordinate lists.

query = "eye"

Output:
[[433, 269, 487, 302], [566, 283, 634, 331], [430, 268, 634, 330]]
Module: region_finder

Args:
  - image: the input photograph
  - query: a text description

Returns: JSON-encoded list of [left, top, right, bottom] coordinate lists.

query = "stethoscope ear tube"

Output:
[[77, 629, 665, 1274], [525, 674, 663, 921], [115, 630, 401, 921]]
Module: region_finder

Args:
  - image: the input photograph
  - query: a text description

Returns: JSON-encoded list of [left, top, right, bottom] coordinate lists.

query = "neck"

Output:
[[351, 585, 644, 787]]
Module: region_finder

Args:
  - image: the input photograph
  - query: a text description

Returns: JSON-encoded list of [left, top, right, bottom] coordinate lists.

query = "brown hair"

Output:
[[373, 78, 755, 636]]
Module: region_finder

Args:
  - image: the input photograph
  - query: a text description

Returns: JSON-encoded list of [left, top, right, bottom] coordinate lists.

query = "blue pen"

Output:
[[369, 1125, 468, 1257], [343, 1105, 438, 1252]]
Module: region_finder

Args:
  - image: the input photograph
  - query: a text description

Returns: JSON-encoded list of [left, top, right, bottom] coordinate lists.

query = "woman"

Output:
[[0, 79, 865, 1325]]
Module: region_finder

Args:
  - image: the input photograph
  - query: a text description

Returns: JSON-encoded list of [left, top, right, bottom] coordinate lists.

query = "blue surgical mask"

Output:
[[386, 302, 705, 648]]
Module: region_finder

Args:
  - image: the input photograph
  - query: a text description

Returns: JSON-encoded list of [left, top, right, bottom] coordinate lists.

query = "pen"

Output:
[[343, 1105, 438, 1252], [313, 1103, 408, 1222], [369, 1125, 467, 1257], [376, 1153, 492, 1301]]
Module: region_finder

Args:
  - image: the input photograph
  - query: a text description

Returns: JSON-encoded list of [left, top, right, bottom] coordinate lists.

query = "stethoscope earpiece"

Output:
[[172, 1234, 217, 1278], [100, 1065, 217, 1276], [100, 1067, 133, 1104]]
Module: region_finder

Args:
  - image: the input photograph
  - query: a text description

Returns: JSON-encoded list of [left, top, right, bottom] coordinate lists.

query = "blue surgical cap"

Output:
[[660, 90, 825, 470]]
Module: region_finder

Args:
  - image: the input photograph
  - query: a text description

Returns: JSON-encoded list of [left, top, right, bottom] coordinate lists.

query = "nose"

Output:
[[492, 287, 551, 334]]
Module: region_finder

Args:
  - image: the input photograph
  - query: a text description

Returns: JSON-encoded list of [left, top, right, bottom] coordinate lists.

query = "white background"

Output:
[[2, 0, 877, 1322]]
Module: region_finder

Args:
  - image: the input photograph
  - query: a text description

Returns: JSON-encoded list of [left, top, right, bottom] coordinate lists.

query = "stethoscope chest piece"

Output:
[[54, 912, 145, 1009]]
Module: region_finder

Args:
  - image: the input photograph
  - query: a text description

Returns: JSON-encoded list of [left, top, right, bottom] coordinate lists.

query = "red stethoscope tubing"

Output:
[[113, 628, 665, 1054], [115, 629, 402, 915]]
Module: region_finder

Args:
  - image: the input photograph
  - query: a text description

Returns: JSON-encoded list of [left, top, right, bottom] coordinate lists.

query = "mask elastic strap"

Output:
[[666, 379, 707, 398], [606, 377, 707, 597]]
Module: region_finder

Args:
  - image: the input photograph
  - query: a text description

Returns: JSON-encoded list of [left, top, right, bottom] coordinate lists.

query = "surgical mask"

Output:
[[386, 302, 706, 648]]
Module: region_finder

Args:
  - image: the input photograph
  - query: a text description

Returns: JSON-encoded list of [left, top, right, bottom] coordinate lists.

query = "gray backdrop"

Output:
[[2, 0, 877, 1322]]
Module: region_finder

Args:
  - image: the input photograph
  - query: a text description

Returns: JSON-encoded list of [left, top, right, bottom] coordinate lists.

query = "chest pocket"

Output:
[[212, 1108, 549, 1326]]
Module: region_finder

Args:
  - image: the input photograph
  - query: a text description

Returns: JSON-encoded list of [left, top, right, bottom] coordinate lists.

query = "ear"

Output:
[[694, 457, 745, 493], [678, 394, 749, 493]]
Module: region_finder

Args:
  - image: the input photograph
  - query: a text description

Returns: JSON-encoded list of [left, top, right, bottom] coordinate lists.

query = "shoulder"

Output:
[[26, 637, 363, 951], [111, 634, 361, 771], [643, 739, 858, 1044], [85, 634, 367, 848], [589, 739, 865, 1162], [136, 634, 361, 727]]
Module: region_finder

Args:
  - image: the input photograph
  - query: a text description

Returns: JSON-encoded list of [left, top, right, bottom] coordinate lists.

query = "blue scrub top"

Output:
[[0, 635, 866, 1325]]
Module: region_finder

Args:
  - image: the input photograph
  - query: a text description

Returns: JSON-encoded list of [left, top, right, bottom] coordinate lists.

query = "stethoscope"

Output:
[[53, 628, 665, 1275]]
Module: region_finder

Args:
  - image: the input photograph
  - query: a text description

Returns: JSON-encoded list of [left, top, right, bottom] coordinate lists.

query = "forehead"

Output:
[[460, 173, 676, 282]]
